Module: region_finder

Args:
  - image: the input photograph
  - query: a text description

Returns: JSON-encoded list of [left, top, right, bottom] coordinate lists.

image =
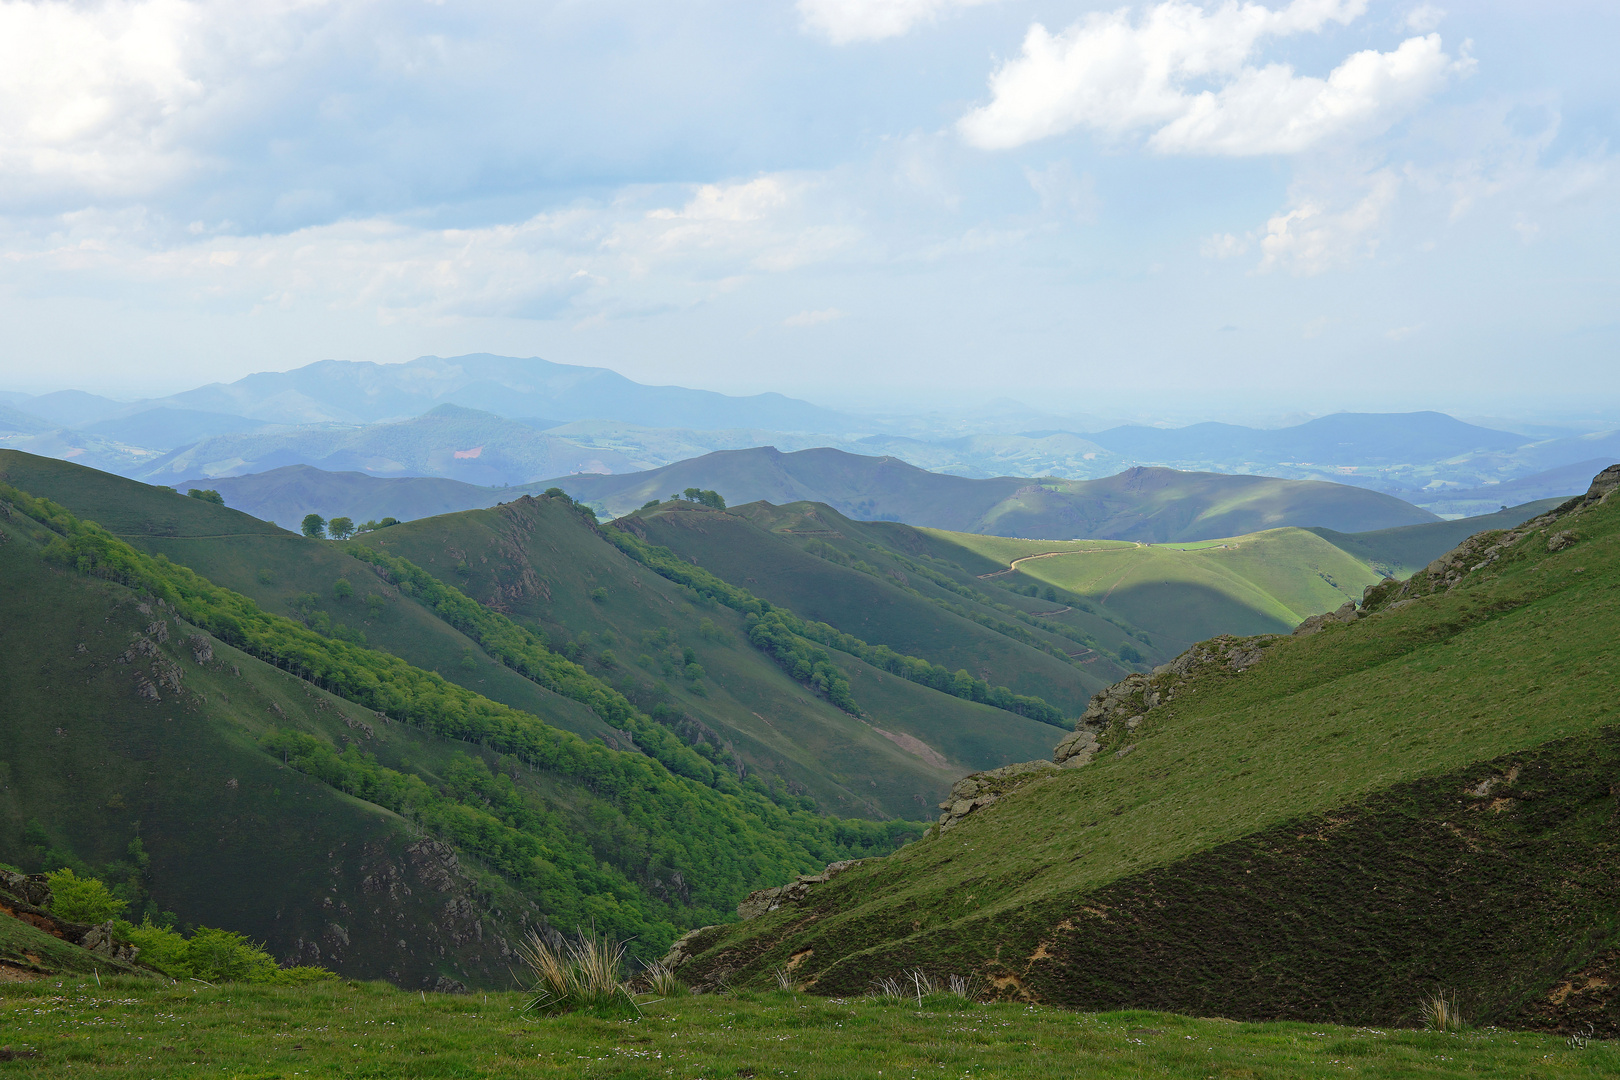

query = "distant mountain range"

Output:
[[138, 404, 634, 488], [212, 447, 1443, 542], [3, 357, 1617, 512]]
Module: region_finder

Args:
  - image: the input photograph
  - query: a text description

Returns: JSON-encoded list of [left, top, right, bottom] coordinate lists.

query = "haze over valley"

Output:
[[2, 0, 1618, 1066]]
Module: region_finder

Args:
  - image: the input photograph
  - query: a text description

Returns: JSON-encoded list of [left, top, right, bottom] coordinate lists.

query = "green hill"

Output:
[[0, 454, 944, 981], [917, 526, 1387, 643], [668, 465, 1620, 1033], [359, 494, 1063, 820], [1307, 497, 1566, 578], [625, 499, 1162, 697], [547, 449, 1436, 539]]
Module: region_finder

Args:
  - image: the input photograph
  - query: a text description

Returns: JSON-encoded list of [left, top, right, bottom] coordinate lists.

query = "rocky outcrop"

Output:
[[0, 873, 141, 965], [1361, 462, 1619, 615], [1052, 728, 1098, 766], [736, 859, 866, 921], [1294, 600, 1362, 636], [933, 759, 1082, 832]]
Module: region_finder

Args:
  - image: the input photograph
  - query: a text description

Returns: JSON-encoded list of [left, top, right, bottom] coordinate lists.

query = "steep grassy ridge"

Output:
[[0, 472, 925, 976], [624, 501, 1144, 712], [673, 468, 1620, 1031], [0, 449, 622, 745], [914, 526, 1385, 643], [0, 517, 538, 987], [1307, 498, 1565, 578], [365, 495, 1061, 819]]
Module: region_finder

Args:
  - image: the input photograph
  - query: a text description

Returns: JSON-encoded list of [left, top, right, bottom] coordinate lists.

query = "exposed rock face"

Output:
[[934, 759, 1074, 832], [1052, 728, 1098, 766], [1294, 600, 1362, 636], [736, 859, 866, 921]]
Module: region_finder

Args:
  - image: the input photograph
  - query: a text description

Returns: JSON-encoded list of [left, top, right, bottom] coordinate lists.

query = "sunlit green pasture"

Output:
[[1, 977, 1612, 1079]]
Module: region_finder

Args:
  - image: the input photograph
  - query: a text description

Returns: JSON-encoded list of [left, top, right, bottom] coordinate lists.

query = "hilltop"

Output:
[[546, 448, 1437, 537], [667, 464, 1620, 1033]]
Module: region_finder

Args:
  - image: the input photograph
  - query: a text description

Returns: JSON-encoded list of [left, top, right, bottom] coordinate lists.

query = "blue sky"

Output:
[[0, 0, 1614, 421]]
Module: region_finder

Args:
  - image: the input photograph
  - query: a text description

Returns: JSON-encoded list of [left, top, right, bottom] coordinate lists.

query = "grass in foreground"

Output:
[[0, 977, 1613, 1078]]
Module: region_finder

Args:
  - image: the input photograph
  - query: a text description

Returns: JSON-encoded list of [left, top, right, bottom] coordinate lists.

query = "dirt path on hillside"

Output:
[[976, 544, 1144, 580]]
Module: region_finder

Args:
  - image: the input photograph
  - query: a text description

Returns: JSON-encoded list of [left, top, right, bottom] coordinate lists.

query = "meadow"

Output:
[[1, 977, 1612, 1079]]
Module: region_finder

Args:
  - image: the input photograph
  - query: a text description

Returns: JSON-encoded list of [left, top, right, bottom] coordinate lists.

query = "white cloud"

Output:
[[957, 0, 1470, 155], [1024, 161, 1099, 222], [798, 0, 1000, 44], [1385, 323, 1423, 340], [0, 172, 863, 325], [1200, 231, 1250, 258], [1258, 168, 1400, 273], [1402, 4, 1445, 33], [784, 307, 847, 327]]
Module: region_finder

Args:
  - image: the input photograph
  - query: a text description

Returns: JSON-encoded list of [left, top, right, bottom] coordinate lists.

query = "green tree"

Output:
[[186, 488, 224, 505], [327, 516, 355, 540], [301, 513, 326, 539], [332, 578, 354, 601], [46, 869, 127, 923], [682, 488, 727, 510]]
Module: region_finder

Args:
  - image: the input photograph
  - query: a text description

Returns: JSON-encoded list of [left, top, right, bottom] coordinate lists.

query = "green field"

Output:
[[1, 977, 1612, 1078], [915, 525, 1386, 642], [673, 475, 1620, 1030]]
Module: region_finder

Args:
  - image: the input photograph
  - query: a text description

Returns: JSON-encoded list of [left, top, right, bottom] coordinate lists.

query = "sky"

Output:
[[0, 0, 1615, 420]]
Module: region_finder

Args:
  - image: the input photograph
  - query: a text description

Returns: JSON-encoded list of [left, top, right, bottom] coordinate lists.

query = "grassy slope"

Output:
[[367, 496, 1059, 820], [208, 465, 504, 532], [627, 501, 1138, 711], [549, 451, 1433, 539], [676, 481, 1620, 1029], [0, 517, 539, 988], [915, 526, 1385, 642], [0, 448, 618, 744], [1308, 497, 1565, 578], [973, 468, 1437, 541], [3, 978, 1615, 1079]]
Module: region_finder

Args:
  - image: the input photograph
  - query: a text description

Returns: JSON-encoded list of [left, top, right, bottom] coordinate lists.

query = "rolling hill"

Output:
[[916, 526, 1386, 643], [621, 501, 1153, 712], [136, 404, 638, 488], [1085, 411, 1528, 466], [666, 463, 1620, 1033], [0, 452, 964, 981], [0, 450, 1066, 822], [1307, 498, 1567, 578], [546, 448, 1438, 539], [147, 353, 862, 430], [206, 465, 506, 530]]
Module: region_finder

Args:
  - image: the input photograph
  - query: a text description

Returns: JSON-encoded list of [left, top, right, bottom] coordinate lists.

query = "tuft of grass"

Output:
[[517, 927, 641, 1019], [1419, 989, 1468, 1032], [771, 965, 798, 992], [640, 958, 687, 998]]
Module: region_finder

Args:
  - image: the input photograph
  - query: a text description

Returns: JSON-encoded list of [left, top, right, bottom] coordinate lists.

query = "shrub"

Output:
[[186, 489, 224, 505], [124, 919, 332, 985], [332, 578, 354, 601], [1419, 989, 1467, 1031], [590, 587, 608, 603], [518, 928, 641, 1019], [45, 869, 126, 923]]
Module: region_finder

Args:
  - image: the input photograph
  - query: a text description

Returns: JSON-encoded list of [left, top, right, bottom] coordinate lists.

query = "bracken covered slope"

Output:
[[670, 465, 1620, 1035]]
